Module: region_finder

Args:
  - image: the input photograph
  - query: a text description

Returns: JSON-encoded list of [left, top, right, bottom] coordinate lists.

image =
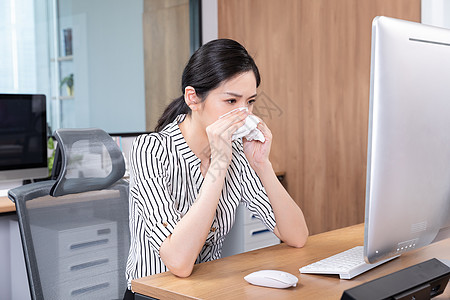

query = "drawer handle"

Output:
[[97, 228, 111, 235], [70, 239, 108, 250], [70, 258, 109, 271], [251, 229, 270, 236], [71, 282, 110, 296]]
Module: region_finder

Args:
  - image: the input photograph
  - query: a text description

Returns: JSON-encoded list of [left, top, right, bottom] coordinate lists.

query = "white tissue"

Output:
[[232, 114, 265, 142], [220, 107, 265, 142]]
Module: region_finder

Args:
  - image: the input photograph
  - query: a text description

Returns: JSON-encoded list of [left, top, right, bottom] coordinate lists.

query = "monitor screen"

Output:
[[364, 17, 450, 264], [0, 94, 48, 182]]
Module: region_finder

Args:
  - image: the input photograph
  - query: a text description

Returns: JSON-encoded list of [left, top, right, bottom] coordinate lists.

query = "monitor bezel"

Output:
[[0, 94, 48, 182]]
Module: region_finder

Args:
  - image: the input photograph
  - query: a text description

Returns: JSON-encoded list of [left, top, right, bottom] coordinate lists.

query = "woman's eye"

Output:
[[248, 99, 256, 105], [227, 99, 236, 104]]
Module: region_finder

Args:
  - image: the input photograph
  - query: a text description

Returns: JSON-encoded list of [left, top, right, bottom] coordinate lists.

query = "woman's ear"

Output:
[[184, 86, 200, 111]]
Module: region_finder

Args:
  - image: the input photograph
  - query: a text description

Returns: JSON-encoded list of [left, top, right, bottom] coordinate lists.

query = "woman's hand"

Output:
[[243, 117, 273, 172], [206, 109, 248, 170]]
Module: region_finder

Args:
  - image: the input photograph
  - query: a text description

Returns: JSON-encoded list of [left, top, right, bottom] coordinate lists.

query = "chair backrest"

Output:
[[9, 128, 130, 300]]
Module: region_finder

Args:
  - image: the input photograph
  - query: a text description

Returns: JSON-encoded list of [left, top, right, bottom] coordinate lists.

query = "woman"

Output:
[[124, 39, 308, 299]]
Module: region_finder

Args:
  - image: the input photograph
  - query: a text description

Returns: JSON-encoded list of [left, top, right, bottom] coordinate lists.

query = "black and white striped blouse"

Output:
[[125, 114, 276, 288]]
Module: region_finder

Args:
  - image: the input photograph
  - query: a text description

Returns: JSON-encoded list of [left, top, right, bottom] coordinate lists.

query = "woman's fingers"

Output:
[[256, 121, 272, 139], [217, 108, 248, 128], [208, 109, 248, 138], [205, 109, 249, 166]]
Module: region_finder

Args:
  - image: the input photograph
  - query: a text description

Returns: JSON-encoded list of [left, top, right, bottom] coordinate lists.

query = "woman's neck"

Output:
[[179, 114, 210, 162]]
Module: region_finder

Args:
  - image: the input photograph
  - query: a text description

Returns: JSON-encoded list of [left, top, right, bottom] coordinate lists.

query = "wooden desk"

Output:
[[132, 224, 450, 299], [1, 189, 121, 213], [0, 196, 15, 213]]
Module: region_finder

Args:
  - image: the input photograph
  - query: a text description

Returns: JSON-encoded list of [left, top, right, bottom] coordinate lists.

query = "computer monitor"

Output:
[[364, 16, 450, 264], [0, 94, 48, 185]]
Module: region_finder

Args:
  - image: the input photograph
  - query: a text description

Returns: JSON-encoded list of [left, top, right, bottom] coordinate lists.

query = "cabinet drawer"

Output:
[[243, 222, 279, 247], [243, 209, 266, 226], [58, 221, 117, 257], [59, 271, 118, 300], [245, 236, 280, 252], [59, 249, 118, 281]]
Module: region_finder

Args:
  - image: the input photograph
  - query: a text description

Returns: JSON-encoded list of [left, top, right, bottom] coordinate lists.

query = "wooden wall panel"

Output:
[[218, 0, 420, 234], [143, 0, 190, 131]]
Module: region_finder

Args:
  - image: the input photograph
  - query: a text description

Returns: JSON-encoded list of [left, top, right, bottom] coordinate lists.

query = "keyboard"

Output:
[[299, 246, 399, 279], [0, 189, 8, 197]]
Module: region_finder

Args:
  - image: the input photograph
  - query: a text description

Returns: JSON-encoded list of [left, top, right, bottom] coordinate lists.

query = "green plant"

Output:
[[47, 137, 55, 176], [60, 73, 74, 96], [60, 73, 74, 88]]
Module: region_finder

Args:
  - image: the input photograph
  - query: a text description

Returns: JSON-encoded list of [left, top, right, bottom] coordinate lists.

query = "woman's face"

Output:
[[196, 71, 257, 128]]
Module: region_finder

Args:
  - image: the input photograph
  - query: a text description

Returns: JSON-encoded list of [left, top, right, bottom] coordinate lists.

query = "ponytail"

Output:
[[155, 96, 190, 132]]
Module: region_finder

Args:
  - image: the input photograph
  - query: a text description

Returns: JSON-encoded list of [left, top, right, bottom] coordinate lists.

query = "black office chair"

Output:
[[9, 128, 130, 300]]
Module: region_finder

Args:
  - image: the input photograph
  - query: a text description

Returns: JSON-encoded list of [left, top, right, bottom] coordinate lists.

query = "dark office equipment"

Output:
[[341, 258, 450, 300], [0, 94, 48, 182]]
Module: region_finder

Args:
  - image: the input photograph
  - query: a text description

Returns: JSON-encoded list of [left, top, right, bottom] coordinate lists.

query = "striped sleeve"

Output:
[[238, 146, 276, 232], [130, 134, 180, 255]]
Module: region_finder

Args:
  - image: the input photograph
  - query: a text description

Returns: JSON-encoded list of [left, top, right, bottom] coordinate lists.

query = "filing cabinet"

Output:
[[222, 203, 280, 257], [31, 217, 118, 299]]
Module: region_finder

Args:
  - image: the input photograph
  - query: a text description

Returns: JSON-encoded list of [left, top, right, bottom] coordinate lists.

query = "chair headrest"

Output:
[[50, 128, 125, 197]]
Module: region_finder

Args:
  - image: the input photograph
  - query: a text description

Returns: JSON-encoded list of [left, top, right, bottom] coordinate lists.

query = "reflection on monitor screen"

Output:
[[364, 17, 450, 264], [0, 94, 48, 185]]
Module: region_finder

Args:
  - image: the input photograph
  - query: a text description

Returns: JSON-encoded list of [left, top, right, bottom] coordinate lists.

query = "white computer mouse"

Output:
[[244, 270, 299, 289]]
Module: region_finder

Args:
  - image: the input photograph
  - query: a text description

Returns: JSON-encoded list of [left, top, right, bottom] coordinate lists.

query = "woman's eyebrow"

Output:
[[223, 92, 257, 99]]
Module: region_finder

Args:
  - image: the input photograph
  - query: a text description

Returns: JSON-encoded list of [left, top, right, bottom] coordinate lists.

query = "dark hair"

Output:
[[155, 39, 261, 132]]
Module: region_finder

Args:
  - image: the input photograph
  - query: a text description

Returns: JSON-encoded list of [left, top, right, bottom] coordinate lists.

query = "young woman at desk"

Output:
[[124, 39, 308, 299]]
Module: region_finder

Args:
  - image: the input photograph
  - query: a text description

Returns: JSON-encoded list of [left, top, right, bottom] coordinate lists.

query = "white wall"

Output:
[[422, 0, 450, 28], [201, 0, 218, 43], [65, 0, 146, 133]]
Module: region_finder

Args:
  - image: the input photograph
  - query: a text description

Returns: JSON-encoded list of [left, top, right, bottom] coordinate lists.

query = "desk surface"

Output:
[[0, 196, 15, 213], [132, 223, 450, 299]]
